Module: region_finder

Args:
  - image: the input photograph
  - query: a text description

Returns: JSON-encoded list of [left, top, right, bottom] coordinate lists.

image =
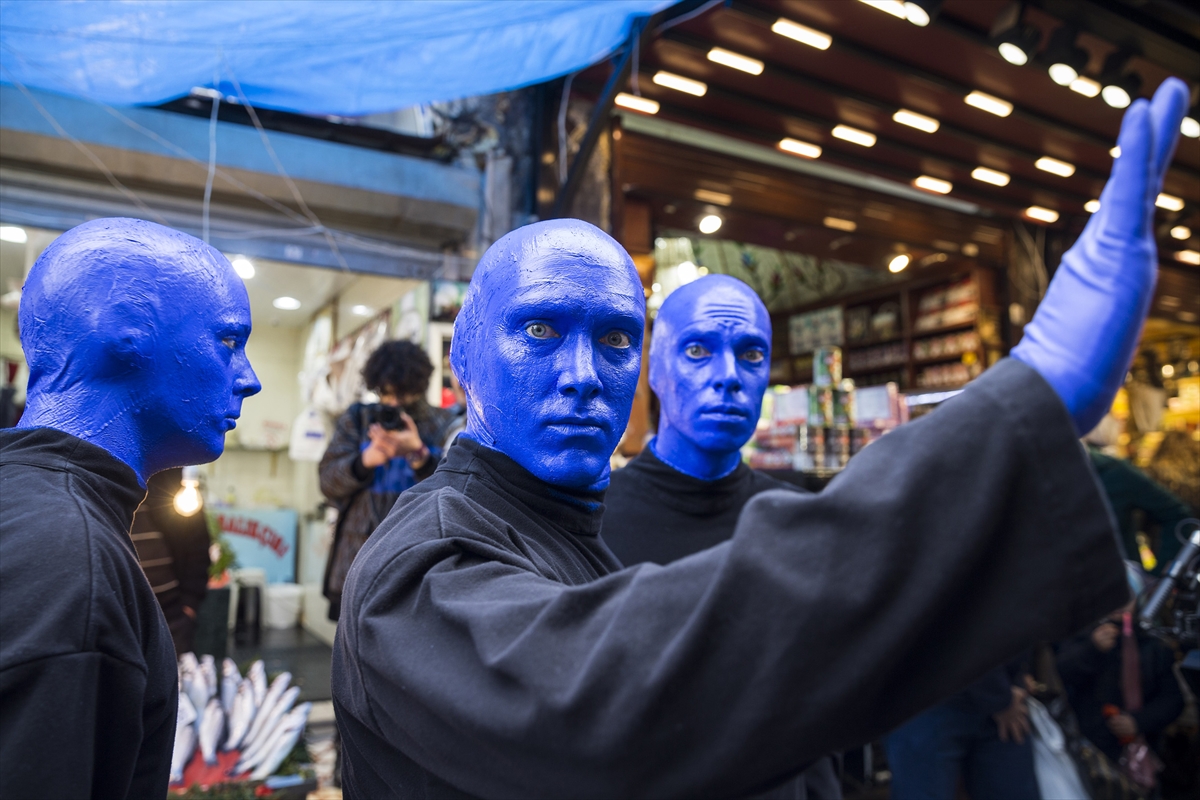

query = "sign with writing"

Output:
[[215, 508, 298, 583]]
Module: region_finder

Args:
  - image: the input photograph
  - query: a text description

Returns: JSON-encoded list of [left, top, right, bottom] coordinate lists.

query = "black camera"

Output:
[[366, 403, 405, 430]]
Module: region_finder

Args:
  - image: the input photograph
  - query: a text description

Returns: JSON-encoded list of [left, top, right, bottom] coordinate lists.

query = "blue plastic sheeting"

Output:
[[0, 0, 672, 115]]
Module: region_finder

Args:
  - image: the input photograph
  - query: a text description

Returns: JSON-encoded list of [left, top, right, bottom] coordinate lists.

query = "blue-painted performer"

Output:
[[0, 218, 260, 799], [330, 80, 1188, 799]]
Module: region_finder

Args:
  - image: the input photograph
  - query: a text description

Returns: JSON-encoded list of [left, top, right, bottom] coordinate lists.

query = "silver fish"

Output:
[[170, 691, 198, 784], [244, 672, 291, 747], [249, 702, 312, 780], [248, 660, 268, 709], [223, 678, 257, 751], [178, 652, 199, 675], [199, 655, 218, 700], [220, 658, 241, 715], [198, 697, 224, 765], [238, 686, 299, 770]]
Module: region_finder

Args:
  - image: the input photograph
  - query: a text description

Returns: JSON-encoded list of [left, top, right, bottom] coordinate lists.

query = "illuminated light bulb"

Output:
[[1175, 250, 1200, 265], [1035, 156, 1076, 177], [694, 188, 732, 206], [1182, 117, 1200, 139], [653, 71, 707, 97], [1084, 199, 1100, 213], [904, 2, 932, 27], [858, 0, 908, 19], [971, 167, 1010, 186], [1069, 76, 1101, 97], [1110, 145, 1121, 158], [1026, 206, 1060, 223], [1162, 364, 1175, 378], [888, 254, 911, 273], [913, 175, 952, 194], [697, 266, 709, 276], [998, 42, 1029, 66], [832, 125, 876, 147], [707, 47, 764, 75], [1048, 63, 1078, 86], [351, 305, 373, 317], [770, 18, 832, 50], [0, 226, 27, 243], [823, 217, 857, 232], [174, 478, 202, 517], [1170, 225, 1191, 240], [273, 296, 301, 310], [615, 93, 659, 114], [964, 91, 1013, 117], [231, 257, 255, 279], [893, 109, 939, 133], [698, 214, 723, 234], [1155, 194, 1184, 212], [677, 261, 699, 284], [778, 138, 822, 158], [1101, 84, 1131, 109]]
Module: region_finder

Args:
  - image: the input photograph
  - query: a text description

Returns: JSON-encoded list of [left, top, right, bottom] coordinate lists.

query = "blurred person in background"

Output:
[[1085, 415, 1194, 572], [130, 468, 212, 655], [320, 340, 454, 622], [1146, 430, 1200, 515], [1056, 566, 1184, 771]]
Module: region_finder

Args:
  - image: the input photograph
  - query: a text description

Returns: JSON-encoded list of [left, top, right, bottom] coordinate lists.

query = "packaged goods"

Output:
[[813, 346, 842, 387]]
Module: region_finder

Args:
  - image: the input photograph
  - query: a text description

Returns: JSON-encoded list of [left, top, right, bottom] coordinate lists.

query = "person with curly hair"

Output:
[[1147, 430, 1200, 516], [319, 340, 455, 622]]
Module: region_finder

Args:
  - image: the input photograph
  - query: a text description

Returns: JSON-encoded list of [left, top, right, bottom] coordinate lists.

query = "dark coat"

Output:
[[331, 360, 1128, 799]]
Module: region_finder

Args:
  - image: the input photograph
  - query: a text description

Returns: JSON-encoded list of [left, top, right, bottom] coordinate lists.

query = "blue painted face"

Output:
[[649, 275, 771, 480], [450, 220, 644, 490], [18, 218, 260, 482]]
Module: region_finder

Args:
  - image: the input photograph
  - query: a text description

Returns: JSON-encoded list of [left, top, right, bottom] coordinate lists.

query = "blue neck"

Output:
[[650, 425, 742, 482], [19, 393, 150, 485]]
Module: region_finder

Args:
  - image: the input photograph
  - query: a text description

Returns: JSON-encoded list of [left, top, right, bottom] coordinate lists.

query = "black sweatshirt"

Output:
[[601, 445, 802, 566], [0, 428, 177, 800], [332, 359, 1128, 799]]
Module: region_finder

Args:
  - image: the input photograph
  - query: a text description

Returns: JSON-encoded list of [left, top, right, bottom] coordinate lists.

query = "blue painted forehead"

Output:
[[655, 274, 770, 341]]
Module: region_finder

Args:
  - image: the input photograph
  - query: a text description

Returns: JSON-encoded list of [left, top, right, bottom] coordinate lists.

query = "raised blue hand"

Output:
[[1012, 78, 1189, 434]]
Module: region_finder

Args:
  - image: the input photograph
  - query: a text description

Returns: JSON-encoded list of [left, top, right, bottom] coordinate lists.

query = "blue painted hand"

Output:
[[18, 218, 261, 483], [449, 220, 644, 490], [1012, 77, 1189, 434], [650, 275, 771, 481]]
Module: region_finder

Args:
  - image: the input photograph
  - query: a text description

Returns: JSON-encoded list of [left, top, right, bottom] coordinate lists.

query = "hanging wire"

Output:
[[557, 72, 575, 187], [201, 81, 220, 243]]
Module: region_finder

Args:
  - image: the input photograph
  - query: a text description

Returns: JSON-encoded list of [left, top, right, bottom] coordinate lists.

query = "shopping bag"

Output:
[[1028, 697, 1091, 800]]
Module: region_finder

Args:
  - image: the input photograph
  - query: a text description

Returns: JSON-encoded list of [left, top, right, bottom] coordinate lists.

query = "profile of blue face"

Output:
[[18, 218, 261, 481], [450, 220, 644, 490], [649, 275, 772, 480]]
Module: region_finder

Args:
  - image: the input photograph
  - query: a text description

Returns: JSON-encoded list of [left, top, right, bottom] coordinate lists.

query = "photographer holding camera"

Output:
[[320, 340, 454, 622]]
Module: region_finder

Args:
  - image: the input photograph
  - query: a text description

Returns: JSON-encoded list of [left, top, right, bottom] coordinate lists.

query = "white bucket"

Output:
[[262, 583, 304, 629]]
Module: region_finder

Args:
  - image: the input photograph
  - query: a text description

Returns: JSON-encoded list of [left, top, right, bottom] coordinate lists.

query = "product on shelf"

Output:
[[914, 278, 979, 332], [911, 331, 980, 361], [813, 346, 842, 387], [846, 341, 907, 372], [914, 361, 982, 388]]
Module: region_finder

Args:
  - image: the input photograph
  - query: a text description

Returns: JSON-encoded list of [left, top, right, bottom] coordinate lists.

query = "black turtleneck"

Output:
[[333, 360, 1128, 800], [601, 445, 802, 566], [0, 427, 177, 800]]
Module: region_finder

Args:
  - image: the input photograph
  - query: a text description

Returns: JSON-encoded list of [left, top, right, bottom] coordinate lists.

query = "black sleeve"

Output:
[[320, 406, 373, 503], [1056, 630, 1107, 685], [341, 360, 1127, 798], [1132, 645, 1185, 738], [0, 652, 152, 800]]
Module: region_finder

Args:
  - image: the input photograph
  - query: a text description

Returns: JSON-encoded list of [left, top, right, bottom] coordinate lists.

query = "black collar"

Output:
[[624, 442, 756, 517]]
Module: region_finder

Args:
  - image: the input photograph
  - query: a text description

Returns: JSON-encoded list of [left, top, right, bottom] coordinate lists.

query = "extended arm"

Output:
[[340, 360, 1126, 799], [1012, 79, 1188, 434], [318, 407, 372, 503]]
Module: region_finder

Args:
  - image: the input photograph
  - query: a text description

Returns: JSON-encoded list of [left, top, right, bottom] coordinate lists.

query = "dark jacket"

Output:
[[1057, 622, 1184, 761], [332, 360, 1128, 799], [130, 467, 212, 655], [1089, 448, 1194, 572], [0, 428, 177, 799], [319, 400, 453, 619]]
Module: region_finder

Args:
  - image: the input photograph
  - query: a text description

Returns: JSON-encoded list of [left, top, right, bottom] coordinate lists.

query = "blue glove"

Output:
[[1012, 77, 1189, 435]]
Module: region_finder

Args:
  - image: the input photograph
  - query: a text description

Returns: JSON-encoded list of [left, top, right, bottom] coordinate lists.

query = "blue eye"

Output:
[[741, 349, 765, 364], [526, 322, 559, 340], [685, 344, 710, 358]]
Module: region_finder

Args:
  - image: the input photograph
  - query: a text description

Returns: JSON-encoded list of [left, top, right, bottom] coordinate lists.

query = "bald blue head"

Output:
[[450, 219, 644, 490], [19, 218, 260, 483], [649, 274, 771, 480]]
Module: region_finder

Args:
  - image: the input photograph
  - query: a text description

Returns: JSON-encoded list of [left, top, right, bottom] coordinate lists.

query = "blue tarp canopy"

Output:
[[0, 0, 673, 115]]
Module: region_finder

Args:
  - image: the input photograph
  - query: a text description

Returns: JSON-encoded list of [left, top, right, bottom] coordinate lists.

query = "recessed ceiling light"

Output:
[[1035, 156, 1076, 177], [653, 71, 707, 97], [832, 124, 876, 147], [893, 109, 940, 133], [1026, 206, 1060, 223], [779, 138, 822, 158], [707, 47, 764, 75], [770, 18, 832, 50], [272, 296, 301, 310], [823, 217, 857, 232], [1156, 193, 1184, 212], [964, 91, 1013, 117], [1174, 250, 1199, 265], [858, 0, 907, 20], [0, 226, 27, 244], [615, 93, 659, 114], [698, 214, 723, 234], [694, 188, 732, 206], [913, 175, 952, 194], [1170, 225, 1191, 240], [971, 167, 1010, 186], [231, 257, 255, 279], [1069, 76, 1101, 97], [888, 253, 911, 273], [1182, 117, 1200, 139], [351, 304, 374, 317], [1084, 199, 1100, 213]]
